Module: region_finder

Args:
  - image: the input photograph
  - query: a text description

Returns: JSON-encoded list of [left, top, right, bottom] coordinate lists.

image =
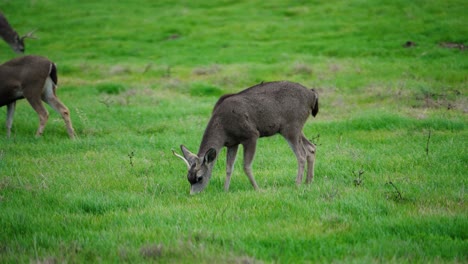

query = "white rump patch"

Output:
[[42, 76, 56, 100]]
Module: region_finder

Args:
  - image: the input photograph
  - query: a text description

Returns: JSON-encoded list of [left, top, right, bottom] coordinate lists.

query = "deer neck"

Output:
[[197, 117, 225, 158], [0, 30, 18, 45], [0, 16, 18, 44]]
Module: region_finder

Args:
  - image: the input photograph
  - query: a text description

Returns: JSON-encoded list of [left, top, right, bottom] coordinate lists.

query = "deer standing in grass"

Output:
[[0, 12, 35, 53], [0, 55, 75, 138], [173, 81, 319, 194]]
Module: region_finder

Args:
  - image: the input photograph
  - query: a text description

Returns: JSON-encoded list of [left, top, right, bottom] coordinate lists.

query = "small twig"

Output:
[[425, 129, 432, 156], [164, 65, 172, 78], [386, 181, 403, 200], [353, 168, 365, 186], [98, 97, 113, 108], [128, 151, 135, 167], [143, 63, 152, 74], [310, 134, 321, 146]]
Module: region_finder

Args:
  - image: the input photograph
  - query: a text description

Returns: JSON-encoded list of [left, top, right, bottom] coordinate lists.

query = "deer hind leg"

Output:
[[301, 134, 316, 184], [283, 131, 307, 185], [6, 102, 17, 138], [41, 77, 75, 138], [225, 145, 239, 192], [242, 138, 260, 190]]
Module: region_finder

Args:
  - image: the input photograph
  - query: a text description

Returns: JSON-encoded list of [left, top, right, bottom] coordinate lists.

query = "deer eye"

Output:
[[196, 168, 205, 177]]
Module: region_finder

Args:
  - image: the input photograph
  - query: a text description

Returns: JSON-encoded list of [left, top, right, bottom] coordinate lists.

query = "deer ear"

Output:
[[180, 145, 198, 165], [204, 148, 217, 164]]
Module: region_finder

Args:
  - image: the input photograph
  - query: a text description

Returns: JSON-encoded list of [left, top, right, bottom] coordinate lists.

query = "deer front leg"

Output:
[[225, 145, 239, 191], [284, 133, 307, 185], [6, 102, 16, 138], [242, 139, 260, 190], [6, 101, 16, 138]]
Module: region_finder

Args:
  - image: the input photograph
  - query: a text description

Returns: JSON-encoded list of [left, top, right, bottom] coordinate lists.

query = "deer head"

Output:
[[173, 145, 217, 194], [7, 30, 35, 53], [0, 12, 36, 53]]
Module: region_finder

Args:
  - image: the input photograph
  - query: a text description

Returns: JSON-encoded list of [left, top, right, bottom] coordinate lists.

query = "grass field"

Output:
[[0, 0, 467, 263]]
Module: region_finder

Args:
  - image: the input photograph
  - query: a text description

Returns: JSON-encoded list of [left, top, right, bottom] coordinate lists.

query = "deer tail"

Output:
[[311, 89, 319, 117], [49, 62, 58, 86]]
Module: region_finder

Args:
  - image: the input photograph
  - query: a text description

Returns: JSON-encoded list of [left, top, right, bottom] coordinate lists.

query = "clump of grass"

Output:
[[189, 83, 224, 97], [290, 62, 313, 76], [353, 168, 365, 187], [96, 83, 126, 95], [192, 65, 221, 76], [140, 244, 164, 260], [385, 180, 404, 202], [58, 64, 80, 75]]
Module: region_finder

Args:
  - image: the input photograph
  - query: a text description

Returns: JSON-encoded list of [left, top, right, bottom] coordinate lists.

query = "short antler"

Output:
[[20, 29, 37, 40], [172, 149, 190, 169]]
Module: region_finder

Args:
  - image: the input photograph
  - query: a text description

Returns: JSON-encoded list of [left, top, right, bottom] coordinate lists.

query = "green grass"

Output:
[[0, 0, 467, 263]]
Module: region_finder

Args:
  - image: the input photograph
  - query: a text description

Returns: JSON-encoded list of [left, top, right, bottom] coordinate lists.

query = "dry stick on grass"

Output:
[[128, 151, 135, 167], [353, 168, 365, 186], [386, 180, 403, 201], [426, 129, 432, 156]]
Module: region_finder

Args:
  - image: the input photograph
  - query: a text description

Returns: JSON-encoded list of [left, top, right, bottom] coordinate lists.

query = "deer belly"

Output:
[[258, 123, 280, 137], [0, 89, 23, 106]]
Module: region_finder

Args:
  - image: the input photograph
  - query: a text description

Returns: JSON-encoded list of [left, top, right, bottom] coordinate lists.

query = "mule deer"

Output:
[[0, 55, 75, 138], [173, 81, 319, 194], [0, 12, 36, 53]]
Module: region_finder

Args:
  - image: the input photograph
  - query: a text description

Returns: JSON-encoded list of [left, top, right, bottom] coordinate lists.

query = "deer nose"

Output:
[[190, 183, 205, 195]]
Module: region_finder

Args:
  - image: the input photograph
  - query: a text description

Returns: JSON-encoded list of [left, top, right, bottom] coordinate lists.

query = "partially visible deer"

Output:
[[0, 12, 36, 53], [173, 81, 319, 194], [0, 55, 75, 138]]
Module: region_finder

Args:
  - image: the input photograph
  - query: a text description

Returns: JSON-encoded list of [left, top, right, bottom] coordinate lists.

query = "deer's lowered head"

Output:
[[174, 146, 217, 194], [173, 81, 319, 195], [0, 12, 36, 53]]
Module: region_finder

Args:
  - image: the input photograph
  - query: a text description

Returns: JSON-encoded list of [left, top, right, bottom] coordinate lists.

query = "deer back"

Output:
[[211, 81, 318, 138]]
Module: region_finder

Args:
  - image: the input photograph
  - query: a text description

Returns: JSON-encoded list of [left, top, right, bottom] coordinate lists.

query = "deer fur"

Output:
[[0, 55, 75, 138], [0, 12, 35, 53], [174, 81, 319, 194]]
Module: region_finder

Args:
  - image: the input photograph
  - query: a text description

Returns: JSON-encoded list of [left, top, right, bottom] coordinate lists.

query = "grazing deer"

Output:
[[173, 81, 319, 194], [0, 55, 75, 138], [0, 12, 36, 53]]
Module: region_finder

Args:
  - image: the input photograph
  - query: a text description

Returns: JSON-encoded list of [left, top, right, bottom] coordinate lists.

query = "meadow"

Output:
[[0, 0, 467, 263]]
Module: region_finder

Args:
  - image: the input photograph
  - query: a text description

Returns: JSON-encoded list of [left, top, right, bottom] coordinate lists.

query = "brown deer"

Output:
[[0, 55, 75, 138], [0, 12, 36, 53], [173, 81, 319, 194]]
